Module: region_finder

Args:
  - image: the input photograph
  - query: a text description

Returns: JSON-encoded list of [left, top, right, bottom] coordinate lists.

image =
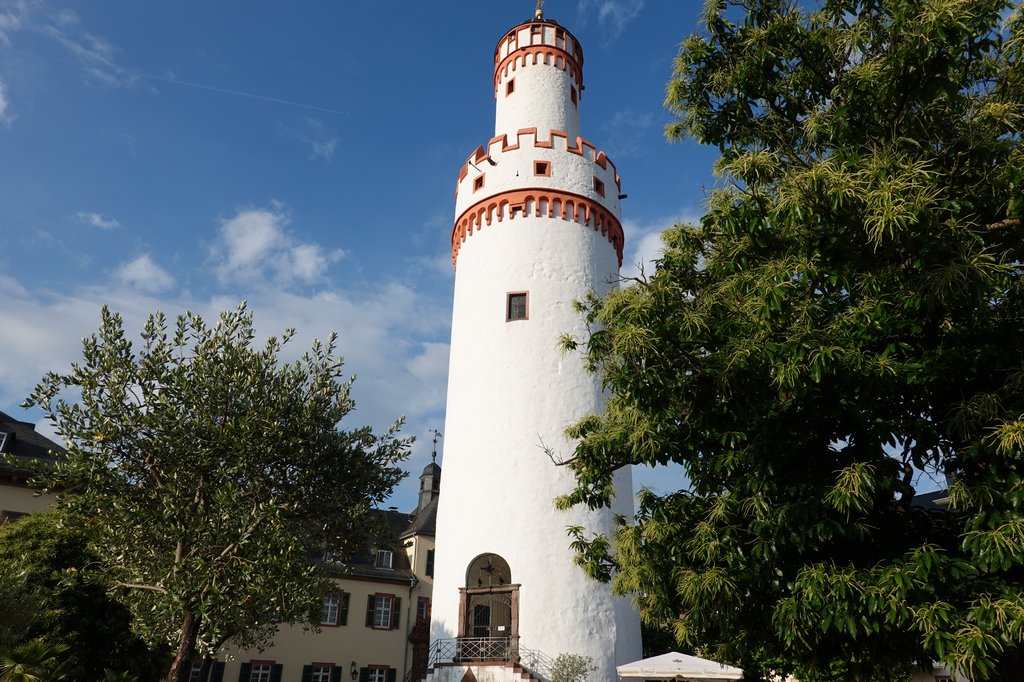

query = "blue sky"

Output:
[[0, 0, 719, 510]]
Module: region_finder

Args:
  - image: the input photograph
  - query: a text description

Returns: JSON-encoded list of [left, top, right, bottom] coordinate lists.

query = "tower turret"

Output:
[[493, 19, 584, 141]]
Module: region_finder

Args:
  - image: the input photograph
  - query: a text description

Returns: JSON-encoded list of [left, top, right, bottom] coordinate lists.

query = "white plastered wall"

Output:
[[434, 211, 641, 679], [495, 63, 580, 142]]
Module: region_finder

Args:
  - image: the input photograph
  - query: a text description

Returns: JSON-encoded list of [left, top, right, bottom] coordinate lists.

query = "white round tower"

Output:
[[431, 11, 641, 682]]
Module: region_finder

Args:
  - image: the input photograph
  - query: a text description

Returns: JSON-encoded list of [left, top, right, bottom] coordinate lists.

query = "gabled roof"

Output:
[[323, 508, 419, 584], [402, 496, 438, 539], [0, 411, 63, 478]]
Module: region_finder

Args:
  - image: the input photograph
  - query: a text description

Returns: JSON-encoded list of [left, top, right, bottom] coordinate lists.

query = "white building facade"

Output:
[[431, 10, 641, 682]]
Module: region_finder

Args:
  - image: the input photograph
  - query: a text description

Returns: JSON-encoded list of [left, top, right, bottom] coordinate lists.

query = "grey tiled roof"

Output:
[[402, 497, 437, 538], [0, 411, 63, 475]]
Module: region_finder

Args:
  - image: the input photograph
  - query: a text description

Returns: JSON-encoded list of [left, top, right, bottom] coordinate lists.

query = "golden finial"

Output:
[[535, 0, 544, 19]]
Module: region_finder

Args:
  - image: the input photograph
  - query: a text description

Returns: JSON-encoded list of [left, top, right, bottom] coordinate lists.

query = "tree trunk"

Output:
[[165, 609, 200, 682]]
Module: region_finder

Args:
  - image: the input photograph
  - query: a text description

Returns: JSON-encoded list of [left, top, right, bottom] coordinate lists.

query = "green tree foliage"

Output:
[[0, 511, 165, 682], [24, 304, 410, 682], [0, 641, 67, 682], [561, 0, 1023, 680], [549, 654, 598, 682]]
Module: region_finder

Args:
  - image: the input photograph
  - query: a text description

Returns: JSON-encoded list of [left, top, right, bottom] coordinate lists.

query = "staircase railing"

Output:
[[515, 647, 554, 680]]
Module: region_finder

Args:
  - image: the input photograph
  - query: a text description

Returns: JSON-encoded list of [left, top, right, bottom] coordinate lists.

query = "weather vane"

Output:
[[430, 429, 443, 464], [535, 0, 544, 20]]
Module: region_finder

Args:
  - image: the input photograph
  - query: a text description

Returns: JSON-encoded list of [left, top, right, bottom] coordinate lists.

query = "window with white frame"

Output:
[[249, 663, 273, 682], [321, 596, 339, 625], [311, 665, 333, 682], [367, 668, 388, 682], [374, 549, 393, 569], [374, 595, 393, 628], [365, 593, 398, 629]]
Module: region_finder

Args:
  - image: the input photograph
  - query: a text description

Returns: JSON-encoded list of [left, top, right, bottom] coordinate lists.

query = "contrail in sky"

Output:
[[143, 73, 348, 115]]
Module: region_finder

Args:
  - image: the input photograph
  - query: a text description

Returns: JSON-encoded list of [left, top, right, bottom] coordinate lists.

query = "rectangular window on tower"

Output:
[[473, 174, 485, 192], [533, 161, 551, 177], [506, 292, 528, 322], [506, 79, 515, 95], [570, 86, 578, 106], [593, 176, 605, 197]]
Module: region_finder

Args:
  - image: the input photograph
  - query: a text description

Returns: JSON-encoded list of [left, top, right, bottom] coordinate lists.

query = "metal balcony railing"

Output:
[[409, 638, 553, 682], [432, 636, 516, 663]]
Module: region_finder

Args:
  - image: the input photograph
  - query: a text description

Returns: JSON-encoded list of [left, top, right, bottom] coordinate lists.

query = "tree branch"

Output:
[[114, 581, 169, 594], [985, 218, 1022, 232]]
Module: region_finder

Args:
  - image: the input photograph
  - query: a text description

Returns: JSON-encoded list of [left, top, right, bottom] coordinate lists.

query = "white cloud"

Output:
[[0, 0, 35, 45], [75, 211, 120, 230], [42, 8, 141, 88], [219, 205, 287, 271], [0, 78, 10, 126], [289, 244, 325, 281], [577, 0, 645, 39], [620, 210, 701, 281], [311, 138, 338, 161], [212, 204, 344, 285], [282, 118, 339, 162], [115, 254, 175, 293]]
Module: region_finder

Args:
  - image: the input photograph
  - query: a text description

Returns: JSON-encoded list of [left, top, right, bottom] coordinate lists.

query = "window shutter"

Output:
[[386, 670, 397, 682], [330, 667, 342, 682], [238, 664, 251, 682], [366, 595, 376, 627], [391, 597, 401, 630], [301, 667, 312, 682], [271, 664, 283, 682], [359, 669, 370, 682], [211, 663, 225, 682], [340, 592, 350, 626], [425, 550, 434, 577]]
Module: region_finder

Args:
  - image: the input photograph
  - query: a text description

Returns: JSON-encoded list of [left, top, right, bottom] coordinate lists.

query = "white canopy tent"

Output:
[[617, 652, 744, 682]]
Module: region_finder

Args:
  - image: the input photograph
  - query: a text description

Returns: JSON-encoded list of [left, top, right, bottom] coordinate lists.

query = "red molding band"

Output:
[[451, 187, 624, 269]]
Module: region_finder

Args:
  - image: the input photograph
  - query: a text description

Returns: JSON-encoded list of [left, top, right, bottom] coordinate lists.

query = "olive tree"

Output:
[[25, 304, 409, 682]]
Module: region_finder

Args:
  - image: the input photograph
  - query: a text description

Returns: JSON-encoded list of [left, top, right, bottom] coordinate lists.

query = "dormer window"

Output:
[[375, 549, 394, 569]]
